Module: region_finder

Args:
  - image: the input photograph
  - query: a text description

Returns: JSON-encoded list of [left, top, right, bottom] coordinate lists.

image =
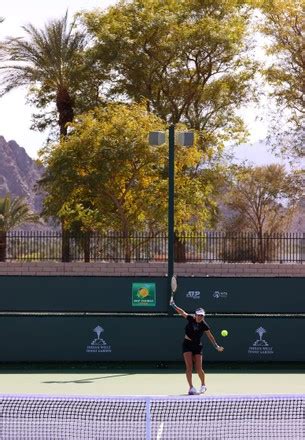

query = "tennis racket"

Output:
[[169, 275, 177, 307]]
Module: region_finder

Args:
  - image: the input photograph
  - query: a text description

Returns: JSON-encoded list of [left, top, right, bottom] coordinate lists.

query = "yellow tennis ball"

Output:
[[221, 330, 228, 337]]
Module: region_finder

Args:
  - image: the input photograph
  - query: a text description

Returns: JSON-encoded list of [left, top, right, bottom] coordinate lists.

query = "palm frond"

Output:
[[0, 12, 86, 94], [0, 194, 39, 231]]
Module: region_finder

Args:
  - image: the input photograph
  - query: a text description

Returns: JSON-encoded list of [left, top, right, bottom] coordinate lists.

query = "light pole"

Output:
[[149, 126, 194, 312]]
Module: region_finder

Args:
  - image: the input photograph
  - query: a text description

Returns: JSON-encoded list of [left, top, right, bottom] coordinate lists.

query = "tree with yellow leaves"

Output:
[[39, 103, 219, 261]]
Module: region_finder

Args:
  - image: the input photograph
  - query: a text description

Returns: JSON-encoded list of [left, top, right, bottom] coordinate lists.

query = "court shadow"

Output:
[[42, 373, 135, 384]]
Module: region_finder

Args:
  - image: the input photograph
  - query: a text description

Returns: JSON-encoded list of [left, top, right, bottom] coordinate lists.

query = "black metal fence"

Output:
[[1, 231, 305, 263]]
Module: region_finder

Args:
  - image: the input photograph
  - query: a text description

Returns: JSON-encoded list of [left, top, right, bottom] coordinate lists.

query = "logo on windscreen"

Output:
[[186, 291, 201, 299], [248, 327, 274, 355], [86, 325, 112, 353], [213, 290, 228, 299]]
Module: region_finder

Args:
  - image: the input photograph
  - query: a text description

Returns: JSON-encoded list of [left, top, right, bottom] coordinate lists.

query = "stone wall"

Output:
[[1, 262, 305, 277]]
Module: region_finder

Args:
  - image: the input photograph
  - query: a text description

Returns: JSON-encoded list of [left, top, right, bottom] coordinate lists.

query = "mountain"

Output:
[[0, 135, 44, 213]]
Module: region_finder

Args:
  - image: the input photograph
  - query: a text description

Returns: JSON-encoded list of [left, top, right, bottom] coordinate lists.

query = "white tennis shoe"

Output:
[[199, 385, 207, 394], [188, 386, 198, 395]]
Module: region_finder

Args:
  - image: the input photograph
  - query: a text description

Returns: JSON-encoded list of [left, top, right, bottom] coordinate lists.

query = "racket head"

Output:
[[170, 275, 178, 305]]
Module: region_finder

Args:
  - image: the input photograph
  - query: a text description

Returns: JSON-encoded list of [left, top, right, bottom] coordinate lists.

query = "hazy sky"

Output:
[[0, 0, 278, 165]]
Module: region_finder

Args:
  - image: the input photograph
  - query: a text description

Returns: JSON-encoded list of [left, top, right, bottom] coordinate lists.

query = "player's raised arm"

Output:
[[170, 300, 188, 318]]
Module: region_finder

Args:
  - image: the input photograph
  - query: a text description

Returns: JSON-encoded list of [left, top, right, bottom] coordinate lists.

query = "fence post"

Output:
[[300, 233, 305, 263]]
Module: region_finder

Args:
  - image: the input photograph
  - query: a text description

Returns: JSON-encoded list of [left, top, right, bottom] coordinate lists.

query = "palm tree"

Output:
[[0, 12, 87, 137], [0, 194, 39, 262]]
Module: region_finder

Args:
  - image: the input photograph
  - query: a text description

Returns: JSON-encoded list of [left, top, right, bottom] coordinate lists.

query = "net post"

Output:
[[145, 397, 151, 440]]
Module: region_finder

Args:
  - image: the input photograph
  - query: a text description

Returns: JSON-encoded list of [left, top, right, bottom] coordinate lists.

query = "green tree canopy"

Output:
[[39, 103, 219, 236], [259, 0, 305, 156], [82, 0, 258, 152]]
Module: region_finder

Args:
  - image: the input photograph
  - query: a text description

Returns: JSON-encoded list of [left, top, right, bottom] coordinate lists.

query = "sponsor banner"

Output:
[[0, 276, 166, 312], [173, 277, 305, 313], [0, 317, 303, 362], [1, 276, 305, 313], [132, 283, 156, 307]]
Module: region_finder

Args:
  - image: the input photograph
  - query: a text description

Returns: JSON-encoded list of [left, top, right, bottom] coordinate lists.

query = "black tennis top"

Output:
[[185, 315, 210, 344]]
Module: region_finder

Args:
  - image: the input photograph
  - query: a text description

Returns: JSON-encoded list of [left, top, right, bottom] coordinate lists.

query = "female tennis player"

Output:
[[170, 300, 224, 395]]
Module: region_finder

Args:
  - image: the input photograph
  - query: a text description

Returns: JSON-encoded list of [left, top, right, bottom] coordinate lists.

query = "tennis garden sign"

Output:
[[248, 327, 274, 355], [132, 283, 156, 307], [86, 325, 112, 353]]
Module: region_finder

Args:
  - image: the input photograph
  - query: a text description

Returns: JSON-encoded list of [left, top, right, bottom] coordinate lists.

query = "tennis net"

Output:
[[1, 394, 304, 439]]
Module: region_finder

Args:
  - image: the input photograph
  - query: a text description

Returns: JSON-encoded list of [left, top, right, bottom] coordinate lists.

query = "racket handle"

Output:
[[169, 297, 176, 308]]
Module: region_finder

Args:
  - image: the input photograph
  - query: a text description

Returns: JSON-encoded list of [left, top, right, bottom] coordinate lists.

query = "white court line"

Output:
[[157, 422, 164, 440]]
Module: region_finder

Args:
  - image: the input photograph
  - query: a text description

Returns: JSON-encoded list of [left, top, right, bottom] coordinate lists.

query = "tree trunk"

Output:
[[56, 86, 74, 136], [84, 232, 90, 263], [61, 224, 70, 263], [123, 229, 131, 263], [258, 228, 265, 263], [0, 231, 6, 262], [174, 232, 186, 263]]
